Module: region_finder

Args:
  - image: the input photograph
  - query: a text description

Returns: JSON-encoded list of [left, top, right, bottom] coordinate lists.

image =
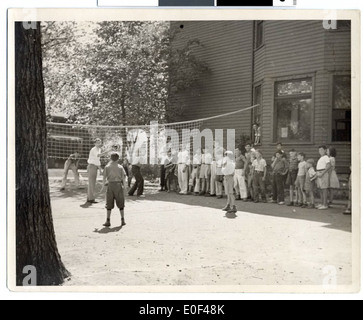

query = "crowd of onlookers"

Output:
[[59, 140, 352, 217], [158, 142, 352, 216]]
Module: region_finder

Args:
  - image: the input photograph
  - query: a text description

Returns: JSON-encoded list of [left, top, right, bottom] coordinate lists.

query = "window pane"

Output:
[[277, 79, 313, 97], [276, 99, 312, 142], [332, 109, 351, 142], [333, 76, 351, 110], [256, 21, 264, 48]]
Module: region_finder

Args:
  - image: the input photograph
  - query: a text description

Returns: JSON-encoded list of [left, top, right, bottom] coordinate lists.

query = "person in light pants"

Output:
[[61, 152, 81, 190], [210, 160, 217, 197], [190, 148, 201, 195], [211, 146, 225, 198], [178, 145, 190, 195], [87, 139, 110, 204], [234, 148, 247, 200]]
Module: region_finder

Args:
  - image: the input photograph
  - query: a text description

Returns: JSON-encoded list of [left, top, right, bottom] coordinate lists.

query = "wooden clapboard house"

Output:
[[170, 20, 351, 174]]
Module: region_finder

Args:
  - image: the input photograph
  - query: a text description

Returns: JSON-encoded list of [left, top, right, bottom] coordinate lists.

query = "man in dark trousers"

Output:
[[128, 148, 145, 198]]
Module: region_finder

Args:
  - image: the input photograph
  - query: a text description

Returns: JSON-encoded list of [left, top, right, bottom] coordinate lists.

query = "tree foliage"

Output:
[[42, 21, 208, 126]]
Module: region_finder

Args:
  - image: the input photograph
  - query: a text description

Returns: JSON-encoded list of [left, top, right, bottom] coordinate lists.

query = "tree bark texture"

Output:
[[15, 22, 70, 286]]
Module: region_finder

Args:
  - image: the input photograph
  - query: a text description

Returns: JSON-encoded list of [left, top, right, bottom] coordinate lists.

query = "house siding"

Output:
[[170, 20, 351, 174]]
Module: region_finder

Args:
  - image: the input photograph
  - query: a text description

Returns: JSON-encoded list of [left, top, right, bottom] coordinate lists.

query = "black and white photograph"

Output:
[[8, 9, 360, 292]]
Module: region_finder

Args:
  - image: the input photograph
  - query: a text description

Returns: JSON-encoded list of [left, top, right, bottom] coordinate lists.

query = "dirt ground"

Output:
[[49, 172, 352, 289]]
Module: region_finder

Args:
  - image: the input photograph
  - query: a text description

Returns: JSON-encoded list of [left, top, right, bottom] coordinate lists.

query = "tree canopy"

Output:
[[42, 21, 208, 126]]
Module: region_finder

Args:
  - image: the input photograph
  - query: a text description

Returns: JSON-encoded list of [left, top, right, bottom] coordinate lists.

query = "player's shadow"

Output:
[[224, 212, 238, 219], [93, 226, 123, 234]]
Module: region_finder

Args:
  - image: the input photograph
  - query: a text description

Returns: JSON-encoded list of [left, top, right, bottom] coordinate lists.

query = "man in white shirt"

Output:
[[222, 151, 237, 215], [128, 148, 145, 198], [200, 146, 213, 196], [177, 144, 190, 195], [316, 145, 332, 210], [86, 138, 111, 204]]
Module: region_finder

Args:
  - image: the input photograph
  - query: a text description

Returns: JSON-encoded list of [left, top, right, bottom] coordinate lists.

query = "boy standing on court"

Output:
[[305, 159, 317, 209], [190, 148, 202, 195], [286, 149, 299, 206], [222, 151, 237, 214], [252, 150, 267, 203], [271, 151, 288, 205], [234, 148, 247, 201], [102, 153, 127, 228], [177, 144, 190, 195], [243, 143, 254, 202], [296, 152, 308, 207]]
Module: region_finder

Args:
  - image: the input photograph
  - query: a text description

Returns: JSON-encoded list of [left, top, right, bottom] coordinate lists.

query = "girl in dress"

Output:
[[327, 147, 340, 206]]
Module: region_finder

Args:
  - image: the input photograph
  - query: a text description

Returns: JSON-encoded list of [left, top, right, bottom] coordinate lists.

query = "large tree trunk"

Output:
[[15, 22, 70, 286]]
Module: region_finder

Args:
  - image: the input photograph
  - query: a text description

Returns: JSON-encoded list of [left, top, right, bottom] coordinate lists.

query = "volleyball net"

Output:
[[46, 105, 259, 165]]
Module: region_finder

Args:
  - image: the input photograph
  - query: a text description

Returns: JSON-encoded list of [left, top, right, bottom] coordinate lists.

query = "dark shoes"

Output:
[[103, 220, 111, 228], [121, 219, 126, 226], [87, 200, 99, 204], [228, 206, 237, 214], [222, 205, 231, 212]]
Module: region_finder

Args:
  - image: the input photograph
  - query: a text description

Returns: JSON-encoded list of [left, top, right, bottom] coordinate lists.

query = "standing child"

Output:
[[177, 144, 190, 195], [327, 147, 340, 206], [190, 148, 202, 195], [215, 146, 225, 199], [200, 146, 212, 196], [252, 150, 267, 203], [316, 146, 332, 210], [286, 149, 299, 206], [296, 152, 308, 208], [61, 151, 81, 191], [165, 150, 177, 193], [305, 159, 317, 209], [222, 151, 237, 214], [271, 151, 288, 205], [234, 148, 247, 201], [210, 145, 218, 197], [102, 153, 127, 228], [243, 143, 254, 202]]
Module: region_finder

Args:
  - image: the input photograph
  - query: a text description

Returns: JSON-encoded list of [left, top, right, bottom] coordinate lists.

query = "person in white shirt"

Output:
[[252, 150, 267, 203], [190, 148, 202, 195], [213, 146, 225, 199], [128, 148, 145, 198], [316, 145, 332, 210], [200, 146, 213, 196], [177, 144, 190, 195], [86, 138, 111, 204], [221, 151, 237, 215]]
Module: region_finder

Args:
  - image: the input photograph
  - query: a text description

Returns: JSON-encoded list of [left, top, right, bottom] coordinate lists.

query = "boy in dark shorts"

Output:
[[286, 149, 299, 206], [102, 153, 127, 228]]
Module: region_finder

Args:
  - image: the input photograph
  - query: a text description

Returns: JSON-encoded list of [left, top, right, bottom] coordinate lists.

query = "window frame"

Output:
[[329, 73, 352, 144], [254, 20, 264, 51], [272, 75, 315, 145], [252, 82, 263, 143]]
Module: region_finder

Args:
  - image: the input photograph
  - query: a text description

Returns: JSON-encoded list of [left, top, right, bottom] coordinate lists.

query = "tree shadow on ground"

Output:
[[142, 191, 352, 233], [50, 180, 351, 233]]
